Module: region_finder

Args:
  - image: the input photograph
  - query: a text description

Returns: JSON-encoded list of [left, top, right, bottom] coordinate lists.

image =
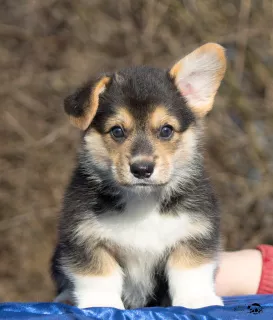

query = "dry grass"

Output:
[[1, 0, 273, 302]]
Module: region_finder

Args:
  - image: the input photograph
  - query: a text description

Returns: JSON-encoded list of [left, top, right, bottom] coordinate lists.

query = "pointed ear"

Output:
[[64, 76, 111, 130], [169, 43, 226, 117]]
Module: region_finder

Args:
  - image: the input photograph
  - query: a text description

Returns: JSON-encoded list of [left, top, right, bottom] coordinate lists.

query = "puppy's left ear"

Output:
[[169, 43, 226, 117], [64, 76, 111, 130]]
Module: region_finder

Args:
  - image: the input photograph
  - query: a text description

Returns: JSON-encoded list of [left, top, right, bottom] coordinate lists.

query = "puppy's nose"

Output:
[[130, 161, 154, 179]]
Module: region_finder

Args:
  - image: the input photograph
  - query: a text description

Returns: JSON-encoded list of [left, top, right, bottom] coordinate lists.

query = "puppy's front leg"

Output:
[[167, 243, 223, 309], [67, 247, 124, 309]]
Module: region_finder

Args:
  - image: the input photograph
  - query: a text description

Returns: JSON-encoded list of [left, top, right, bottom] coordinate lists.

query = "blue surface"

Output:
[[1, 295, 273, 320]]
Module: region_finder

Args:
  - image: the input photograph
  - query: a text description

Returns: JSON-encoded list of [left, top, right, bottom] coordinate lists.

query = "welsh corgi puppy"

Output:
[[51, 43, 226, 309]]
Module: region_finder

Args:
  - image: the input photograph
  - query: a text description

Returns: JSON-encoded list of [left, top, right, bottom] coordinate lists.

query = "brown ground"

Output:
[[1, 0, 273, 303]]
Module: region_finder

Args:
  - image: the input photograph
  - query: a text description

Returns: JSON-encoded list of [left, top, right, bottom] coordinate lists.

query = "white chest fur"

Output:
[[98, 193, 206, 254]]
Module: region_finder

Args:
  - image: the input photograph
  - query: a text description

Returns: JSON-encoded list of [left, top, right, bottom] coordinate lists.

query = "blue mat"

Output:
[[1, 295, 273, 319]]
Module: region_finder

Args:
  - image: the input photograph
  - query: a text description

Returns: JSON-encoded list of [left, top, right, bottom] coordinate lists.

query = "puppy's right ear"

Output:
[[64, 76, 111, 130]]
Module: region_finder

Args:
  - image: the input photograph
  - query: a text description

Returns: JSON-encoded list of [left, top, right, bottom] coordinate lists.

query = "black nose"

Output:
[[130, 161, 154, 179]]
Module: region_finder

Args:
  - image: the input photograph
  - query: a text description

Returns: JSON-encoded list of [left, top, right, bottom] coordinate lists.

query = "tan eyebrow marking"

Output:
[[149, 106, 180, 131], [104, 107, 134, 132]]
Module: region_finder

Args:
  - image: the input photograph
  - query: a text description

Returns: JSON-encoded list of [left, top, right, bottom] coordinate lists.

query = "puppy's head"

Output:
[[65, 43, 226, 189]]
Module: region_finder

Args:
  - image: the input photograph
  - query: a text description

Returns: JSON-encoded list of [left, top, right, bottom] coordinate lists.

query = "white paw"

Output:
[[172, 294, 223, 309], [54, 290, 73, 305], [76, 292, 125, 309]]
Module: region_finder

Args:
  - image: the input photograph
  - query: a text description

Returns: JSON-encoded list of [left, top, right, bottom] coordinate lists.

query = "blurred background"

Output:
[[1, 0, 273, 303]]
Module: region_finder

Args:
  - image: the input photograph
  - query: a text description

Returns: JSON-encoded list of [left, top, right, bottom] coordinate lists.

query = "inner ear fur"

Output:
[[169, 43, 227, 117], [64, 76, 111, 130]]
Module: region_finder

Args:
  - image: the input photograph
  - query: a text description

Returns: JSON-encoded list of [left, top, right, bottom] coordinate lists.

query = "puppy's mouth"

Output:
[[121, 182, 168, 188]]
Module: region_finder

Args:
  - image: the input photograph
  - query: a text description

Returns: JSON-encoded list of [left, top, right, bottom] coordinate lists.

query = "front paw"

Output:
[[172, 294, 223, 309], [54, 290, 74, 305], [76, 292, 125, 309]]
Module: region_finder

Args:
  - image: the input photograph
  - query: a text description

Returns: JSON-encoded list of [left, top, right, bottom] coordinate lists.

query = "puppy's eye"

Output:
[[159, 125, 173, 139], [110, 126, 125, 139]]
